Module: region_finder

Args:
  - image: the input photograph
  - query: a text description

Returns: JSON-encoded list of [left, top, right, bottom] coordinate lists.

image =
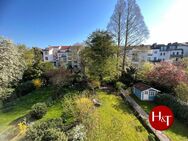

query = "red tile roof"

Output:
[[133, 83, 151, 91], [60, 46, 70, 50]]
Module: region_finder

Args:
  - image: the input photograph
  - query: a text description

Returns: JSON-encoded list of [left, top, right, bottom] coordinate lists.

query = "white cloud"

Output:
[[146, 0, 188, 44]]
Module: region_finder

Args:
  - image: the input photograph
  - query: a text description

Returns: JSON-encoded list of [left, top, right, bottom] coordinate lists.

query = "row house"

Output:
[[126, 42, 188, 66], [42, 45, 83, 68]]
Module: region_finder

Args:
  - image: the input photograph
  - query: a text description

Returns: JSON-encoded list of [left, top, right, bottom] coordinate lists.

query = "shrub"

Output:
[[175, 82, 188, 102], [75, 97, 93, 121], [148, 133, 156, 141], [120, 66, 137, 86], [115, 81, 125, 91], [61, 96, 78, 124], [25, 119, 67, 141], [32, 78, 42, 89], [16, 81, 35, 97], [90, 80, 100, 89], [68, 124, 87, 141], [30, 103, 47, 119], [18, 122, 27, 134], [41, 128, 67, 141], [155, 94, 188, 126]]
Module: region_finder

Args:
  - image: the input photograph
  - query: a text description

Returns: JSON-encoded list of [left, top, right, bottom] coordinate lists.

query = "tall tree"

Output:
[[0, 37, 26, 100], [81, 30, 118, 80], [122, 0, 149, 71], [107, 0, 126, 68]]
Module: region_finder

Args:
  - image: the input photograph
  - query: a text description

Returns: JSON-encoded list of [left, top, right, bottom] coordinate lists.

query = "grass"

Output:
[[41, 102, 62, 120], [131, 93, 188, 141], [0, 87, 53, 133], [86, 91, 149, 141]]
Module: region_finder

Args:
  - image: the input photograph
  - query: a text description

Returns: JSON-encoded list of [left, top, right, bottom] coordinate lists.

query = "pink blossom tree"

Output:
[[148, 62, 188, 89]]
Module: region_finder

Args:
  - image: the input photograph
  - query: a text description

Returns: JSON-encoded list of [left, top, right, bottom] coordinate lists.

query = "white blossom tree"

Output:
[[0, 37, 26, 100]]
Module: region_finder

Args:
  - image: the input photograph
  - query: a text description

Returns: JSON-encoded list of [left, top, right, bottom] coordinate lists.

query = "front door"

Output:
[[143, 93, 149, 100]]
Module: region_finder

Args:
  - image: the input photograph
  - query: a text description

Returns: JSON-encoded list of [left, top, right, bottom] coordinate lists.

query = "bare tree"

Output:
[[107, 0, 126, 69], [122, 0, 149, 72]]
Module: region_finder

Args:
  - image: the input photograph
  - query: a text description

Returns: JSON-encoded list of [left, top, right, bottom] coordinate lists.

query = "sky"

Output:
[[0, 0, 187, 48]]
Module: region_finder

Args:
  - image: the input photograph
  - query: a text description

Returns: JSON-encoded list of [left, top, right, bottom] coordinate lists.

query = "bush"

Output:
[[16, 81, 35, 97], [120, 66, 137, 86], [61, 96, 78, 124], [175, 82, 188, 102], [30, 103, 47, 119], [90, 80, 100, 89], [115, 81, 126, 91], [75, 97, 93, 121], [25, 119, 67, 141], [41, 128, 67, 141], [155, 94, 188, 126], [32, 78, 42, 89], [148, 133, 156, 141], [68, 124, 87, 141]]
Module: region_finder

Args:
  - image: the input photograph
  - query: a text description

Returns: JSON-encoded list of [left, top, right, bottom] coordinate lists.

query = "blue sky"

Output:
[[1, 0, 186, 48]]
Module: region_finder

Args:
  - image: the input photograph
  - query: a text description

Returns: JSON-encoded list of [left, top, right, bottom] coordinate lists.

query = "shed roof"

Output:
[[133, 83, 152, 91]]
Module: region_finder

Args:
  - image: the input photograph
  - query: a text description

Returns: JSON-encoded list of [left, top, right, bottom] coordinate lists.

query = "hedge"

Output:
[[155, 94, 188, 126]]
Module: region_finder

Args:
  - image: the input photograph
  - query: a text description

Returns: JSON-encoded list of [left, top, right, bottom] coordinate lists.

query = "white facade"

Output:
[[127, 43, 188, 65], [42, 46, 83, 68]]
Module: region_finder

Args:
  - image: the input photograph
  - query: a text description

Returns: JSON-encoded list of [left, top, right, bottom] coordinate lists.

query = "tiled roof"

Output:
[[60, 46, 70, 50], [133, 83, 151, 91]]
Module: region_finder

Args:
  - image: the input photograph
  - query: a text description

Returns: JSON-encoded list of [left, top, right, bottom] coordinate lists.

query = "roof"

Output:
[[133, 83, 151, 91], [133, 83, 160, 92], [60, 46, 70, 50]]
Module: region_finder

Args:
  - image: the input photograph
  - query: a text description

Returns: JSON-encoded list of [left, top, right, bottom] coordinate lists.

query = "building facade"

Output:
[[126, 42, 188, 66], [42, 45, 83, 68]]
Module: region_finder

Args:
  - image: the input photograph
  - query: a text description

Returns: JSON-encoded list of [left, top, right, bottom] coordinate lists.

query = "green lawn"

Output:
[[0, 87, 53, 133], [131, 94, 188, 141], [41, 102, 62, 121], [86, 91, 149, 141]]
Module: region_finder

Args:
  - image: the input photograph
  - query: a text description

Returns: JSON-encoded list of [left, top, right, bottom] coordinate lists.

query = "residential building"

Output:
[[133, 83, 160, 101], [42, 45, 83, 68], [126, 42, 188, 66], [126, 45, 151, 66]]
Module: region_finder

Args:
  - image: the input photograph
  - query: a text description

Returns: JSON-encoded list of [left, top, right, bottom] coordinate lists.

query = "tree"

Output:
[[0, 37, 26, 100], [136, 62, 154, 82], [107, 0, 126, 69], [17, 44, 34, 66], [148, 62, 188, 91], [122, 0, 149, 71], [175, 82, 188, 103], [82, 30, 118, 80]]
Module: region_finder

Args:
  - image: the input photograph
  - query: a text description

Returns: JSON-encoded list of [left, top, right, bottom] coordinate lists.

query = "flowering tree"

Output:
[[148, 62, 188, 89], [0, 37, 26, 100]]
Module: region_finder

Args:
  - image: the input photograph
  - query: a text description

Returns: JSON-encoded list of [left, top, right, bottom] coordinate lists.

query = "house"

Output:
[[149, 43, 184, 62], [126, 45, 151, 67], [125, 42, 188, 66], [42, 45, 84, 68], [132, 83, 160, 101]]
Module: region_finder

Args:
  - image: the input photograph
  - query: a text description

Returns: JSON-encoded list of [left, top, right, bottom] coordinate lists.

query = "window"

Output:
[[150, 91, 155, 96], [45, 57, 48, 60], [145, 91, 148, 94], [45, 51, 48, 55], [177, 52, 179, 55], [173, 52, 175, 55], [163, 52, 165, 55], [160, 53, 162, 56]]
